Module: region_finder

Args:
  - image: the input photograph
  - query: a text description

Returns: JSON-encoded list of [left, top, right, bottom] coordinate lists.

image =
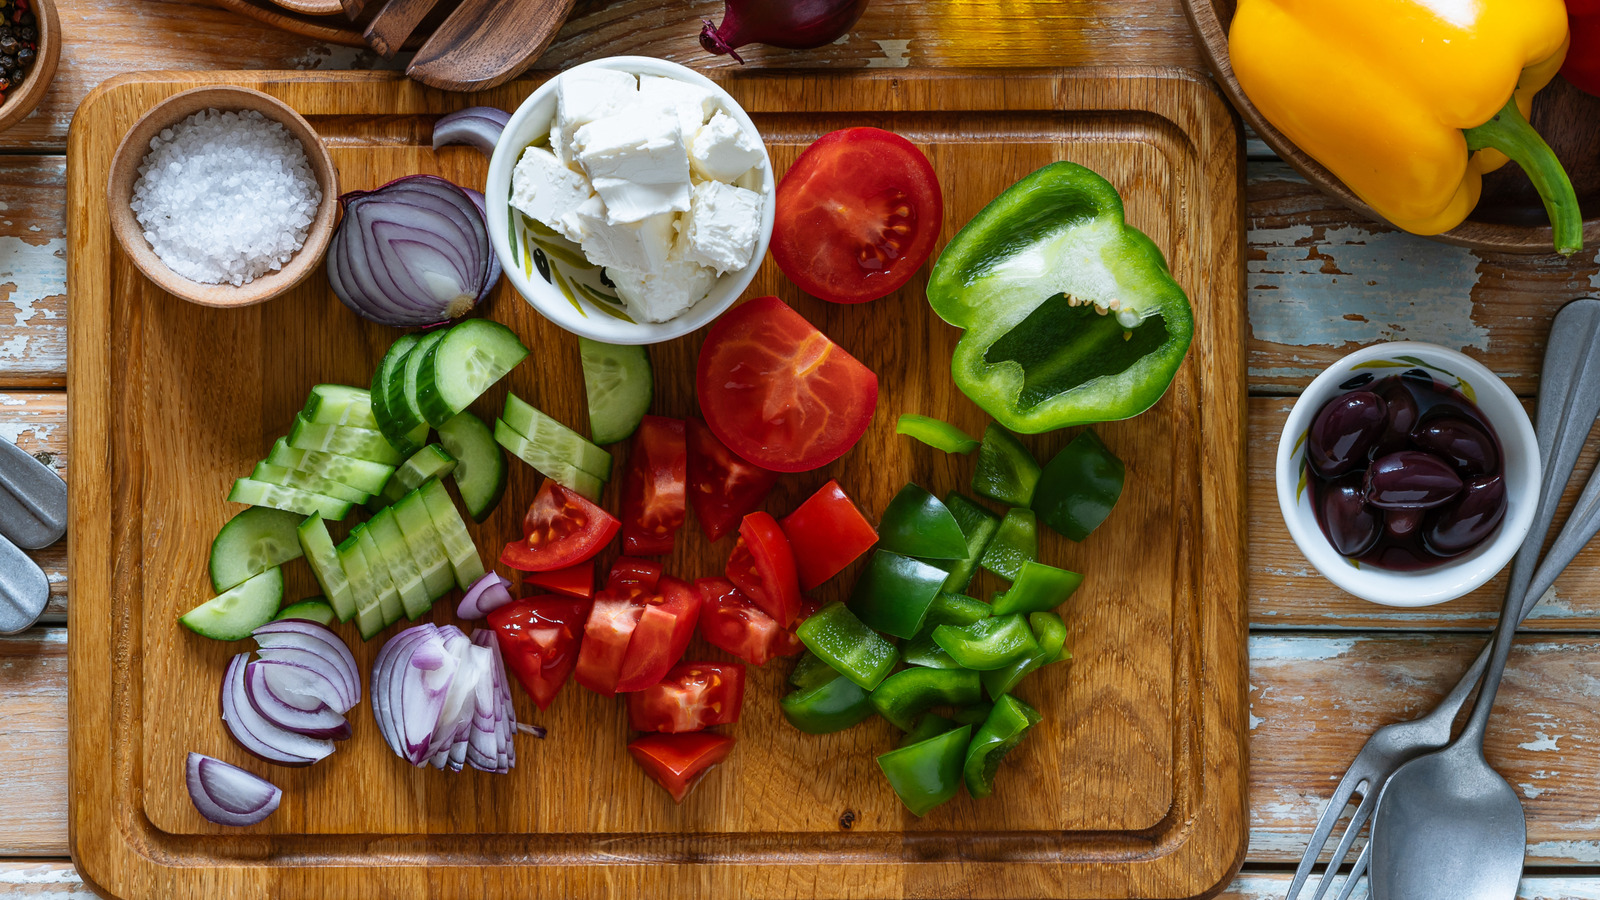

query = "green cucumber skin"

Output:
[[228, 478, 354, 521], [265, 438, 394, 495], [354, 526, 404, 626], [390, 331, 447, 439], [274, 599, 336, 625], [494, 419, 605, 502], [178, 567, 284, 642], [393, 489, 456, 600], [367, 508, 431, 621], [416, 320, 530, 427], [437, 412, 507, 522], [303, 385, 379, 430], [252, 462, 368, 505], [337, 538, 384, 639], [372, 334, 423, 452], [419, 479, 485, 590], [287, 415, 405, 466], [501, 393, 612, 480], [579, 337, 653, 445], [209, 506, 305, 594], [298, 515, 356, 622]]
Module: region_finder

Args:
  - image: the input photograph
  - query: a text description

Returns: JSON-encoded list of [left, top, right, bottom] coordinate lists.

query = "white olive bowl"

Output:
[[485, 56, 776, 345], [1275, 341, 1539, 608]]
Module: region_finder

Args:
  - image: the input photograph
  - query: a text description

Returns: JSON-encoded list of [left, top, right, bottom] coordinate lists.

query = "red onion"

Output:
[[220, 654, 335, 767], [456, 571, 514, 619], [372, 623, 519, 773], [244, 661, 352, 740], [327, 175, 498, 328], [433, 107, 508, 161], [253, 620, 361, 710], [699, 0, 869, 63], [186, 753, 281, 827]]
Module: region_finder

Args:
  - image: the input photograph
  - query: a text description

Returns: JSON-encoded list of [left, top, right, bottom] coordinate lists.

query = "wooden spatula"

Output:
[[406, 0, 577, 91], [362, 0, 446, 58]]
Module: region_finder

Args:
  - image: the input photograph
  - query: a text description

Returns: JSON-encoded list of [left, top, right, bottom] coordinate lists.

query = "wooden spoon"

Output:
[[406, 0, 576, 91]]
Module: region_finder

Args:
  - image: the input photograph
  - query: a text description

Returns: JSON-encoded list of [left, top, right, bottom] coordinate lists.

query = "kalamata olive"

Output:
[[1411, 415, 1498, 477], [1308, 391, 1387, 477], [1385, 508, 1424, 540], [1424, 474, 1508, 555], [1364, 451, 1464, 509], [1317, 476, 1381, 557], [1374, 379, 1419, 456]]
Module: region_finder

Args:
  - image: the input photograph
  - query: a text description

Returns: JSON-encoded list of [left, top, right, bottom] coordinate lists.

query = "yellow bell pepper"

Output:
[[1230, 0, 1581, 255]]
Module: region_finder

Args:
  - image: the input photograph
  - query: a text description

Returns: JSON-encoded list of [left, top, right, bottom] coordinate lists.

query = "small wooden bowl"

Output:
[[0, 0, 61, 134], [106, 86, 339, 308]]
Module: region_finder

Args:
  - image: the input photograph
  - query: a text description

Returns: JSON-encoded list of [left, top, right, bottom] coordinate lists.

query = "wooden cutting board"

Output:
[[66, 68, 1247, 900]]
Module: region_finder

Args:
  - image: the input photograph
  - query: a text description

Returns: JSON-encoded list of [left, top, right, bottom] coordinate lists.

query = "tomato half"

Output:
[[502, 480, 620, 572], [779, 479, 879, 590], [621, 416, 688, 556], [686, 417, 778, 541], [572, 558, 662, 696], [626, 662, 747, 733], [488, 598, 590, 709], [695, 577, 805, 667], [725, 511, 802, 626], [521, 560, 594, 599], [614, 576, 703, 693], [770, 127, 943, 304], [628, 732, 736, 804], [697, 296, 878, 473]]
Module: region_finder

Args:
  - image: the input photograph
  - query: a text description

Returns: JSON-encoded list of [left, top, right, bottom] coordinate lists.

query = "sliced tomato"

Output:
[[725, 511, 802, 626], [521, 560, 594, 599], [695, 577, 806, 667], [696, 296, 878, 473], [609, 557, 663, 591], [627, 732, 736, 804], [770, 127, 943, 305], [779, 479, 878, 590], [686, 417, 778, 541], [572, 558, 661, 696], [487, 597, 590, 709], [614, 576, 703, 693], [626, 662, 746, 733], [621, 416, 688, 556], [502, 480, 620, 572]]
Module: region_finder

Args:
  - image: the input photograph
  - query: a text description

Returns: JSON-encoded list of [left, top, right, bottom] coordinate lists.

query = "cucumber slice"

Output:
[[209, 506, 305, 593], [338, 536, 384, 640], [436, 412, 507, 522], [288, 414, 418, 465], [393, 489, 456, 599], [298, 515, 355, 622], [265, 437, 395, 495], [388, 330, 447, 439], [494, 419, 605, 502], [179, 567, 284, 641], [372, 334, 423, 453], [369, 444, 457, 512], [252, 462, 368, 505], [368, 507, 431, 620], [303, 384, 379, 429], [353, 525, 404, 626], [502, 393, 612, 479], [274, 598, 336, 625], [416, 319, 530, 427], [420, 478, 485, 590], [228, 478, 353, 521], [579, 337, 652, 445]]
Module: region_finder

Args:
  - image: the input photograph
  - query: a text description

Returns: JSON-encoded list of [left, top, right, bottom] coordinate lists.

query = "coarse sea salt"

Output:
[[130, 108, 322, 287]]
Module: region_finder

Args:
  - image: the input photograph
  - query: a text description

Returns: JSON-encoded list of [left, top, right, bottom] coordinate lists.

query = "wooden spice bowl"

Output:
[[106, 85, 339, 308], [0, 0, 60, 133]]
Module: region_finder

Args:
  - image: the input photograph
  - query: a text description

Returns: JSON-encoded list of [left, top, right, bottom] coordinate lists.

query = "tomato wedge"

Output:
[[488, 598, 590, 709], [614, 576, 703, 693], [779, 479, 878, 590], [626, 662, 746, 733], [770, 127, 944, 304], [725, 511, 802, 626], [573, 558, 662, 696], [628, 732, 736, 804], [521, 560, 594, 599], [501, 480, 620, 572], [697, 296, 878, 473], [686, 417, 778, 541], [621, 416, 688, 556], [695, 577, 805, 667]]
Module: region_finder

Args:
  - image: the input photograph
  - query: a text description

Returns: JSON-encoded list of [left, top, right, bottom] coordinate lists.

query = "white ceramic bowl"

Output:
[[1275, 342, 1539, 607], [485, 56, 776, 345]]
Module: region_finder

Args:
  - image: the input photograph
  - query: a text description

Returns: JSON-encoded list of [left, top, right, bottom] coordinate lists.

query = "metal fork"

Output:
[[1284, 298, 1600, 900]]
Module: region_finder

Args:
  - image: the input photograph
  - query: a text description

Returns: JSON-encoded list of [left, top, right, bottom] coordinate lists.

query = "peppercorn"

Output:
[[15, 47, 30, 65]]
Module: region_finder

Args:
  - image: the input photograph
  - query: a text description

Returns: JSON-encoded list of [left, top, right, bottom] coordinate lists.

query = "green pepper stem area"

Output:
[[1463, 96, 1583, 256]]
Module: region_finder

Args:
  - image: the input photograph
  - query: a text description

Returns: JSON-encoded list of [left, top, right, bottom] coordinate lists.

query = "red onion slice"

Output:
[[251, 651, 353, 715], [220, 654, 334, 767], [186, 752, 282, 827], [252, 620, 360, 705], [244, 660, 352, 740], [373, 624, 519, 773], [456, 572, 513, 619], [433, 107, 509, 160]]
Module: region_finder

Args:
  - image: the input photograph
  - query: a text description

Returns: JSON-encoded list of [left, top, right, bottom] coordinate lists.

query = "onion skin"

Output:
[[699, 0, 869, 63], [433, 107, 509, 161], [186, 753, 281, 827]]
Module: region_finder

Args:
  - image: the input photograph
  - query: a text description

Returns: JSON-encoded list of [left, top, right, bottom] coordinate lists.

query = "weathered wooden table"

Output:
[[6, 0, 1600, 896]]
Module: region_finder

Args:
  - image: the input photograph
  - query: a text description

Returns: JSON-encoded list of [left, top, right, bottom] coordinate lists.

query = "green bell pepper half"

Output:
[[1033, 429, 1125, 541], [876, 724, 972, 816], [982, 610, 1070, 700], [952, 702, 994, 725], [927, 161, 1194, 434], [979, 508, 1038, 582], [991, 560, 1083, 615], [781, 674, 877, 734], [896, 414, 979, 454], [899, 713, 960, 748], [789, 650, 839, 692], [848, 550, 948, 639], [931, 614, 1040, 671], [963, 694, 1042, 799], [916, 592, 993, 635], [902, 633, 961, 669], [870, 667, 983, 731], [972, 425, 1040, 507], [796, 602, 900, 690], [877, 484, 968, 560], [931, 494, 1001, 594]]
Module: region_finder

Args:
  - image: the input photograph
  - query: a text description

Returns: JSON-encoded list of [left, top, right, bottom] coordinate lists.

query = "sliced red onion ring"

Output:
[[186, 752, 282, 827], [433, 107, 509, 160], [244, 661, 352, 740], [252, 620, 360, 706], [456, 571, 514, 619], [220, 654, 334, 767], [372, 624, 521, 773], [251, 652, 352, 715]]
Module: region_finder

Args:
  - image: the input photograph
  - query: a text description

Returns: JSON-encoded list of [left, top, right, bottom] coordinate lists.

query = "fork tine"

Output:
[[1284, 775, 1369, 900], [1332, 842, 1371, 900], [1308, 788, 1378, 900]]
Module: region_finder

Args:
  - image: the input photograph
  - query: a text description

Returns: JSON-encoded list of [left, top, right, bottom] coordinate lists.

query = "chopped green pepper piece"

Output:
[[1033, 429, 1125, 541], [932, 614, 1040, 671], [899, 713, 959, 748], [926, 161, 1195, 434], [870, 668, 982, 731], [796, 602, 900, 690], [896, 414, 980, 454], [982, 611, 1070, 700], [847, 550, 948, 639], [979, 509, 1038, 581], [952, 702, 994, 725], [781, 674, 877, 734], [877, 484, 969, 560], [902, 633, 961, 669], [963, 695, 1042, 799], [991, 561, 1083, 615], [971, 425, 1041, 507], [916, 592, 993, 635], [876, 725, 972, 816], [789, 651, 839, 692], [931, 493, 1001, 594]]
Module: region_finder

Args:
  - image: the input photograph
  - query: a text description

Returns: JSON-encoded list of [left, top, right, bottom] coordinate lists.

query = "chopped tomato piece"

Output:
[[572, 558, 660, 696], [487, 597, 590, 709], [725, 511, 802, 625], [626, 662, 747, 733], [621, 416, 688, 556], [614, 576, 703, 693], [628, 732, 736, 804], [779, 479, 878, 589], [686, 417, 778, 541], [696, 577, 806, 667], [502, 480, 620, 572], [521, 560, 595, 599]]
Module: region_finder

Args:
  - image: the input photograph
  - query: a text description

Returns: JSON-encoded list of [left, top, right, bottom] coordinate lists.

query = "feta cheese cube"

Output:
[[689, 111, 765, 185], [680, 180, 763, 274], [575, 200, 676, 275], [609, 253, 718, 323], [572, 110, 693, 223], [555, 68, 638, 134], [510, 146, 594, 243], [638, 74, 717, 145]]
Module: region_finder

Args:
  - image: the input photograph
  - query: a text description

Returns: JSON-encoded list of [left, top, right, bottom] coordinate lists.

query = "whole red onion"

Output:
[[699, 0, 870, 63]]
